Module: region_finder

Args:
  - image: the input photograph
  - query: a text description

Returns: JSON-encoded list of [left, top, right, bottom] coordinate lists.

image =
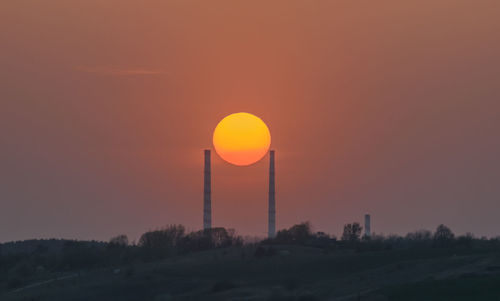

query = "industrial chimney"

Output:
[[203, 150, 212, 230], [364, 214, 371, 238], [268, 150, 276, 238]]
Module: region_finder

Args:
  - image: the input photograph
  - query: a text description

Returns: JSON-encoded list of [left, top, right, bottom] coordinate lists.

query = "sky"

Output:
[[1, 0, 500, 242]]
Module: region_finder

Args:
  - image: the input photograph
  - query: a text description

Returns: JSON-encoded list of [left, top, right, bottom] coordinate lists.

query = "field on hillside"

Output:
[[3, 245, 500, 301]]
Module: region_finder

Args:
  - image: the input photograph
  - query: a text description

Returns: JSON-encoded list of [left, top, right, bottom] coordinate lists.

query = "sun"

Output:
[[213, 112, 271, 166]]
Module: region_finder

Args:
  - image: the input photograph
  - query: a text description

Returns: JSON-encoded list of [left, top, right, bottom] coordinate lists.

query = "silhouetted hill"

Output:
[[2, 224, 500, 300], [2, 245, 500, 300]]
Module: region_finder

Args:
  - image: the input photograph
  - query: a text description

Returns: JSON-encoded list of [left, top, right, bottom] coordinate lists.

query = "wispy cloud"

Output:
[[75, 66, 168, 76]]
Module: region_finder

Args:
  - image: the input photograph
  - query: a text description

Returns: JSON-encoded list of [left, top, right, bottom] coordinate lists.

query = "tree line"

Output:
[[1, 222, 499, 290], [264, 222, 479, 250]]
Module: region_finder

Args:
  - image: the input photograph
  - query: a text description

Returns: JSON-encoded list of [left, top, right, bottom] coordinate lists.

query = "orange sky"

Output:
[[1, 0, 500, 242]]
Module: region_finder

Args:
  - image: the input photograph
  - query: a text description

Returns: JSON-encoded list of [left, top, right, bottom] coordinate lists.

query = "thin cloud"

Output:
[[75, 66, 167, 76]]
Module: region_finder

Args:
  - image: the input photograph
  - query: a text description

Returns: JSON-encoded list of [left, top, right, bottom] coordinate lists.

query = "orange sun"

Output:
[[213, 112, 271, 166]]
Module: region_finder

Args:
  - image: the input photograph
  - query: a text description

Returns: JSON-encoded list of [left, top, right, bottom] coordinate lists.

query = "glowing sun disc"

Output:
[[213, 112, 271, 166]]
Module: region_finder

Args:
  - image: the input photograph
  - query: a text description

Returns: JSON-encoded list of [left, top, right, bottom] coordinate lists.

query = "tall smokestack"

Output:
[[268, 150, 276, 238], [203, 150, 212, 230], [364, 214, 371, 238]]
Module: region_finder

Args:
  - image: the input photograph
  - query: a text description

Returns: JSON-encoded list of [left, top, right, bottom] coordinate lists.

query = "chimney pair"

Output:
[[203, 150, 276, 238]]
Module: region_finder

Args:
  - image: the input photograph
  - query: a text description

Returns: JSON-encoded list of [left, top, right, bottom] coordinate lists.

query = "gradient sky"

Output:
[[1, 1, 500, 242]]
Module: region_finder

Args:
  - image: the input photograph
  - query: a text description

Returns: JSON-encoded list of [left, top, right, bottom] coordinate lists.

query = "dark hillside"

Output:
[[2, 245, 500, 300]]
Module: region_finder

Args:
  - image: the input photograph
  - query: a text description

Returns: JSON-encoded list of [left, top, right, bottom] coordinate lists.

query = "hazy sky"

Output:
[[1, 1, 500, 242]]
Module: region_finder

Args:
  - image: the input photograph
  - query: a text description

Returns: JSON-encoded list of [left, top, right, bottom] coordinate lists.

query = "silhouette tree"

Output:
[[209, 228, 241, 247], [181, 227, 242, 252], [109, 235, 129, 247], [433, 224, 455, 247], [405, 229, 432, 241], [341, 223, 363, 241], [275, 222, 313, 244], [139, 225, 185, 250]]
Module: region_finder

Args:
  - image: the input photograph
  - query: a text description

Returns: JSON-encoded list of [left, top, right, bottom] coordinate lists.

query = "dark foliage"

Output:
[[265, 222, 337, 249], [341, 223, 363, 242], [0, 226, 244, 290], [109, 235, 129, 247], [182, 227, 243, 253], [433, 224, 455, 247], [275, 222, 313, 244], [2, 221, 500, 295]]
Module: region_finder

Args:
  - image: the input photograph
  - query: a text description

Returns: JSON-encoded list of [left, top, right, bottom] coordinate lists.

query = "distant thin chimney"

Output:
[[203, 150, 212, 230], [268, 150, 276, 238], [364, 214, 371, 238]]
